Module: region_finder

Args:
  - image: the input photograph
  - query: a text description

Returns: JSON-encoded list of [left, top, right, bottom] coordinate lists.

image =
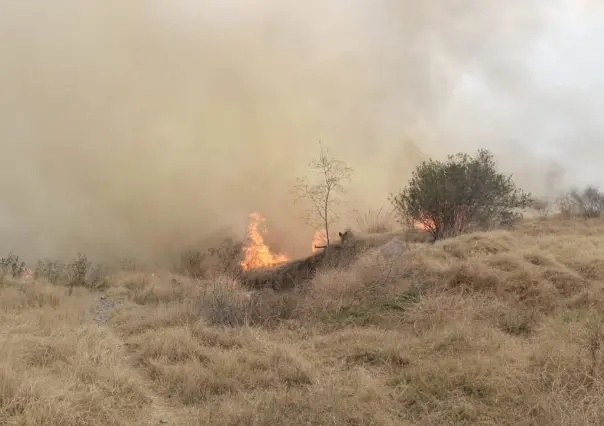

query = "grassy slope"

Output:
[[2, 217, 604, 425]]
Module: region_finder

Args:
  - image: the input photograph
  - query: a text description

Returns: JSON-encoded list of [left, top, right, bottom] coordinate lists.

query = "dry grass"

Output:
[[354, 207, 398, 234], [4, 217, 604, 424]]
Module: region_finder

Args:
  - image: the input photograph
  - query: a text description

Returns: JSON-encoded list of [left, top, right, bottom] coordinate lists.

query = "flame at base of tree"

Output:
[[413, 207, 469, 233], [311, 229, 327, 252], [414, 212, 435, 231], [240, 212, 289, 270]]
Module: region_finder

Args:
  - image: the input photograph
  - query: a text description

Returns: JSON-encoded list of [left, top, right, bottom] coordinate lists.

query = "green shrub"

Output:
[[390, 149, 531, 242]]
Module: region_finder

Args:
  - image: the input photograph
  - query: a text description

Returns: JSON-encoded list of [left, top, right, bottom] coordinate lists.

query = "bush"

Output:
[[556, 186, 604, 219], [34, 259, 66, 284], [569, 186, 604, 218], [0, 253, 25, 278], [197, 278, 250, 327], [179, 249, 207, 278], [556, 194, 574, 219], [178, 237, 243, 278], [390, 149, 531, 242], [34, 255, 107, 292], [530, 198, 552, 219], [207, 237, 243, 276], [67, 253, 89, 288]]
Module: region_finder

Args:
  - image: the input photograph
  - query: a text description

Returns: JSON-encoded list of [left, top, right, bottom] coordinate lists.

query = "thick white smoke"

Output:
[[0, 0, 601, 262]]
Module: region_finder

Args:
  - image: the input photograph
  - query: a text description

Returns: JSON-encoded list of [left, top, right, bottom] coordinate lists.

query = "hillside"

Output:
[[2, 217, 604, 425]]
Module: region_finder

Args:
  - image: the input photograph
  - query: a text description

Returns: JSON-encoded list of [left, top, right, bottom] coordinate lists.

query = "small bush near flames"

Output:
[[390, 149, 532, 242]]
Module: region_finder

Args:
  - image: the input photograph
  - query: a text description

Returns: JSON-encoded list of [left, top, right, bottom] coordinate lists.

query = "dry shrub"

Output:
[[245, 289, 300, 326], [179, 249, 207, 278], [197, 277, 251, 327], [178, 238, 244, 279], [0, 253, 25, 278], [531, 197, 553, 219], [32, 254, 108, 293], [570, 186, 604, 218], [556, 186, 604, 219], [557, 193, 576, 219], [198, 279, 299, 327]]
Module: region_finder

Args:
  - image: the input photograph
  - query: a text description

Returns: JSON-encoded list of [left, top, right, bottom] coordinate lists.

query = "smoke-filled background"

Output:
[[0, 0, 603, 263]]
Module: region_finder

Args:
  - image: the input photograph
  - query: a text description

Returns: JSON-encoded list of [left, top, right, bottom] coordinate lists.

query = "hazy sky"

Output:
[[0, 1, 603, 262], [446, 1, 604, 188]]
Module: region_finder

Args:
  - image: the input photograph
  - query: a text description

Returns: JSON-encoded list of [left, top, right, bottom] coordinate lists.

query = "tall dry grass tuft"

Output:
[[354, 206, 398, 234]]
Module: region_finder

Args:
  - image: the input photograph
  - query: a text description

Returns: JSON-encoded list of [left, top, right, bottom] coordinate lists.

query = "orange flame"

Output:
[[414, 212, 435, 231], [414, 207, 467, 231], [240, 212, 289, 270], [312, 230, 327, 252], [414, 220, 432, 231]]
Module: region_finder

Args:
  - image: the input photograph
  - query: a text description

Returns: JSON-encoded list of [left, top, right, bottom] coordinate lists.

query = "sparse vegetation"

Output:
[[179, 248, 207, 278], [292, 142, 353, 247], [555, 186, 604, 219], [4, 217, 604, 424], [0, 253, 25, 278], [390, 149, 532, 242], [34, 258, 66, 283], [5, 147, 604, 424], [531, 197, 553, 219], [570, 186, 604, 218], [177, 238, 243, 279], [32, 254, 107, 292], [207, 237, 244, 275], [558, 193, 576, 219]]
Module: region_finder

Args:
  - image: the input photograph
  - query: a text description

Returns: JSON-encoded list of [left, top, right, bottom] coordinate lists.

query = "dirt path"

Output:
[[90, 294, 195, 425]]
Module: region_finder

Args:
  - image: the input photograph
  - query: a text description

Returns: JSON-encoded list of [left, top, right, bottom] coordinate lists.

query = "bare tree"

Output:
[[569, 186, 604, 218], [292, 143, 353, 247]]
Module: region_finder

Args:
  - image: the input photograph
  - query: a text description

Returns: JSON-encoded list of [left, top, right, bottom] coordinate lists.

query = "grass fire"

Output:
[[2, 2, 604, 425], [240, 212, 289, 270]]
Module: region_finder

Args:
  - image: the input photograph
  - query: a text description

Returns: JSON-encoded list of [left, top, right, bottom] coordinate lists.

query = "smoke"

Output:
[[0, 0, 601, 262]]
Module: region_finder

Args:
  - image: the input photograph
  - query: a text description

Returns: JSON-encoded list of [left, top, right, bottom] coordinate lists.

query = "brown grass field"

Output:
[[2, 216, 604, 425]]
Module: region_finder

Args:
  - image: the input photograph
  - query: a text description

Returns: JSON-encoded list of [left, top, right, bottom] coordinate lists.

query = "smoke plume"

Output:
[[0, 0, 602, 262]]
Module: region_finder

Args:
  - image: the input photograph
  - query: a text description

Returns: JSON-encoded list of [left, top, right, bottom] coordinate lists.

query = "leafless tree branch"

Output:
[[291, 142, 353, 246]]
